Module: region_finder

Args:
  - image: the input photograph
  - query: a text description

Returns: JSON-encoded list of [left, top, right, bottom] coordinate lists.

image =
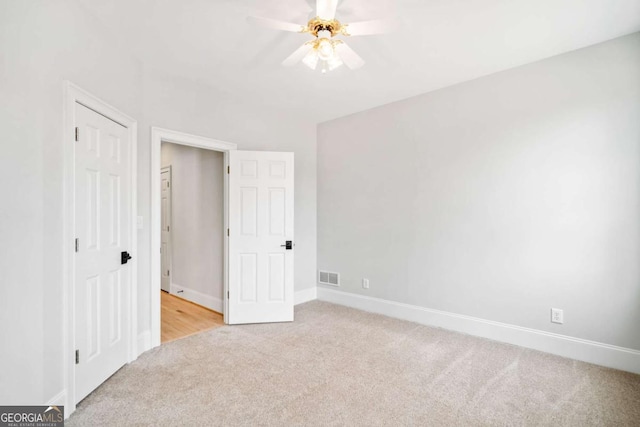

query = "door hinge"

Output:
[[167, 269, 170, 276], [227, 165, 230, 174], [167, 225, 170, 232], [75, 349, 79, 364], [75, 238, 79, 252], [75, 127, 79, 141], [227, 228, 229, 237], [227, 290, 229, 299]]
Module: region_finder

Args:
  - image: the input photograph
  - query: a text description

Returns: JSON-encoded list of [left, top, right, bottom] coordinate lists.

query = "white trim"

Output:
[[294, 287, 317, 305], [150, 127, 237, 348], [63, 81, 138, 415], [317, 287, 640, 374], [137, 331, 152, 356], [46, 389, 66, 406], [170, 284, 224, 313], [47, 390, 69, 420]]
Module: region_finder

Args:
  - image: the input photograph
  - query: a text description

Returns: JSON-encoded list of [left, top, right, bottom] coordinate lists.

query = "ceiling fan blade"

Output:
[[247, 16, 305, 33], [335, 42, 365, 69], [343, 19, 397, 36], [316, 0, 338, 20], [283, 43, 313, 67]]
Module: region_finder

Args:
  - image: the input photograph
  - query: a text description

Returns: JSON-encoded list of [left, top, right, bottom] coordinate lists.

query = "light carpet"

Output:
[[68, 300, 640, 426]]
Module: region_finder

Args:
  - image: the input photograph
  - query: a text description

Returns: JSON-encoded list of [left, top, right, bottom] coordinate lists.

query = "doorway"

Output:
[[150, 128, 237, 347], [159, 142, 225, 342], [150, 128, 296, 348]]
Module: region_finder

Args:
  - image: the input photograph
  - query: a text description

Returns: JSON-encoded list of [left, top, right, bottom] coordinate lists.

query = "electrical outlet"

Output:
[[551, 308, 564, 324], [362, 278, 370, 289]]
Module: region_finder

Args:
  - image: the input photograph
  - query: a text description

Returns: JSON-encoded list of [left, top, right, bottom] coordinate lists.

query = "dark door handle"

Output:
[[280, 241, 293, 250], [121, 251, 132, 265]]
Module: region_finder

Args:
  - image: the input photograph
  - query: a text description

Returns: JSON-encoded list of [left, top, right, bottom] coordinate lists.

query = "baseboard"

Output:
[[317, 287, 640, 374], [170, 283, 223, 313], [169, 285, 315, 309], [294, 286, 317, 305], [137, 330, 152, 356], [46, 389, 66, 406]]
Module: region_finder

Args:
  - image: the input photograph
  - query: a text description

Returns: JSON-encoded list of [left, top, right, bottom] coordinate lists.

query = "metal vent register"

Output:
[[318, 270, 340, 286]]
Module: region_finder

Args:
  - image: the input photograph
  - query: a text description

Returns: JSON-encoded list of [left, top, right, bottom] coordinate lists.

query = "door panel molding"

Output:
[[150, 127, 237, 348], [63, 81, 137, 416]]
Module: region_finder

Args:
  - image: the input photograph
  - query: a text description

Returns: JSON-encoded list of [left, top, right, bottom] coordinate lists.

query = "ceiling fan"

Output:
[[248, 0, 393, 73]]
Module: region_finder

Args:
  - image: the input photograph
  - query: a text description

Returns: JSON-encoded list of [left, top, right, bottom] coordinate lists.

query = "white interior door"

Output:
[[228, 150, 294, 324], [160, 166, 172, 292], [74, 103, 131, 403]]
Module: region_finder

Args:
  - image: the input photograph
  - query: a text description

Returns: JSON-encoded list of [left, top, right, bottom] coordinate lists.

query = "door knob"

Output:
[[280, 241, 293, 250], [121, 251, 132, 265]]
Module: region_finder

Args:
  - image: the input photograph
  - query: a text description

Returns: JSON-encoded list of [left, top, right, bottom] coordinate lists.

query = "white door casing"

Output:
[[228, 150, 294, 324], [160, 166, 172, 292], [74, 103, 132, 403]]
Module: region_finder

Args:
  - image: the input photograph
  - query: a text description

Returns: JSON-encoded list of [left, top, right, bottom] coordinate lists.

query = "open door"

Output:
[[227, 150, 294, 324]]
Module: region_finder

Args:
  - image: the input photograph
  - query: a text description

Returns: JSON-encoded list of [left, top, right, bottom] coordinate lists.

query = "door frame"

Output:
[[63, 81, 138, 413], [160, 165, 172, 293], [150, 127, 237, 347]]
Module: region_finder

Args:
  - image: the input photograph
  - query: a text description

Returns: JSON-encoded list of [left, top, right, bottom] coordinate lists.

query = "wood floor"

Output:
[[161, 291, 224, 343]]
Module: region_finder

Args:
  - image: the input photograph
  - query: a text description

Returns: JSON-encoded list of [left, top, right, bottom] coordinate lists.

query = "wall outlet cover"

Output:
[[551, 308, 564, 324]]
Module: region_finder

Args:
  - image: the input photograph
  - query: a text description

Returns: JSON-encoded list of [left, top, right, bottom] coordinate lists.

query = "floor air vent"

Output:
[[318, 270, 340, 286]]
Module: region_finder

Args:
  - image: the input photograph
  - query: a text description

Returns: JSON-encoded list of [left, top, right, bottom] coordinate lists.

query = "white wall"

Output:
[[0, 0, 317, 406], [161, 143, 224, 309], [318, 32, 640, 351], [0, 0, 143, 405]]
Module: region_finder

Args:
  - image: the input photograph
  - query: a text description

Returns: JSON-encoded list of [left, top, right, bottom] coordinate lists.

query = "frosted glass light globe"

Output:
[[317, 38, 334, 61]]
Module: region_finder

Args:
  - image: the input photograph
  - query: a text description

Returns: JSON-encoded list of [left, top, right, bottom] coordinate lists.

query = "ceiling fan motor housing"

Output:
[[306, 17, 348, 37]]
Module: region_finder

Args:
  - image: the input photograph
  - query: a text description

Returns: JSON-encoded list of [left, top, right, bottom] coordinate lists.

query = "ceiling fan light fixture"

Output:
[[251, 0, 378, 72], [302, 49, 319, 70], [316, 38, 334, 61], [326, 54, 343, 71]]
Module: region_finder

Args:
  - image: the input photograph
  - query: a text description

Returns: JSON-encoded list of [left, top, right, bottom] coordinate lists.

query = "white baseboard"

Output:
[[46, 389, 66, 406], [169, 284, 315, 310], [170, 283, 223, 313], [137, 330, 152, 356], [294, 286, 317, 305], [317, 287, 640, 374]]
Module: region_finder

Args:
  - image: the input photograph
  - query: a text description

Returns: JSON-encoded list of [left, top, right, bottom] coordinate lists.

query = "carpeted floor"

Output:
[[68, 300, 640, 426]]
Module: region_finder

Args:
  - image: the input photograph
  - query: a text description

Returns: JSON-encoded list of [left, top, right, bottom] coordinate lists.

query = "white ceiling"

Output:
[[77, 0, 640, 123]]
